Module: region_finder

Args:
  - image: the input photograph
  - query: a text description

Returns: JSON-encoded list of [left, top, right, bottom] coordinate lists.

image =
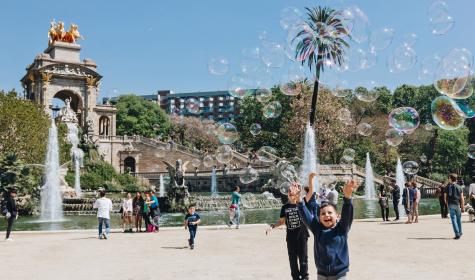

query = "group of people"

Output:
[[377, 181, 421, 223], [268, 172, 358, 280]]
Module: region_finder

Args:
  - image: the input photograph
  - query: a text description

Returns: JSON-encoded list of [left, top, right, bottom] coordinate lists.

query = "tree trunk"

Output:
[[309, 55, 323, 126]]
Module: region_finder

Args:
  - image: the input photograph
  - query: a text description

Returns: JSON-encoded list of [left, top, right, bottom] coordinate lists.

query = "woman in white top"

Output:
[[122, 193, 133, 232], [412, 182, 421, 223]]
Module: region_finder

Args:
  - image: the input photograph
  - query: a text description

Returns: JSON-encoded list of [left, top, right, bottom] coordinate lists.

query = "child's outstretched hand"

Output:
[[343, 180, 358, 199]]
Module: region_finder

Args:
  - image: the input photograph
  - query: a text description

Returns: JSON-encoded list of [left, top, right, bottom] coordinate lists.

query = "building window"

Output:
[[219, 102, 224, 106], [170, 100, 175, 104], [230, 102, 234, 106], [180, 104, 184, 109], [199, 102, 204, 107], [99, 116, 110, 136], [179, 98, 184, 103], [230, 97, 235, 100], [199, 98, 204, 101], [219, 97, 224, 101], [209, 97, 214, 101]]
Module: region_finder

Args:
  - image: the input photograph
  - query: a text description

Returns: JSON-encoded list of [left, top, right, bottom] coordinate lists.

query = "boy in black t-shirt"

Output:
[[269, 185, 309, 280], [184, 205, 201, 249]]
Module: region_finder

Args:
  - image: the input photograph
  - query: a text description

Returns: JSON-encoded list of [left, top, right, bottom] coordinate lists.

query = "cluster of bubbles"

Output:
[[239, 166, 259, 184], [402, 161, 419, 175]]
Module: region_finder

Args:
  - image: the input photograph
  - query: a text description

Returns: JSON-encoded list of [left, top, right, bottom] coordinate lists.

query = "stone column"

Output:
[[41, 72, 53, 116]]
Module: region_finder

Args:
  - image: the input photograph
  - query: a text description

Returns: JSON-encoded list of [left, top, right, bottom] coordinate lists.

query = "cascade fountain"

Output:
[[396, 158, 405, 203], [67, 123, 84, 197], [364, 153, 375, 199], [159, 174, 165, 197], [300, 122, 319, 193], [40, 119, 64, 221], [211, 167, 217, 196]]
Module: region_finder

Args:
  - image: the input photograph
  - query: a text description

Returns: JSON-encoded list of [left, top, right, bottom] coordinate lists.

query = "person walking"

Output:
[[133, 192, 144, 232], [412, 183, 421, 223], [391, 183, 400, 221], [436, 182, 448, 218], [228, 186, 241, 229], [445, 174, 465, 239], [2, 189, 18, 241], [122, 193, 133, 232], [378, 186, 389, 222], [93, 190, 113, 239], [402, 182, 415, 224]]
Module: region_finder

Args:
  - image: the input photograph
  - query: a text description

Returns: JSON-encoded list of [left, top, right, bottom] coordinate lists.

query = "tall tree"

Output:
[[294, 7, 350, 126]]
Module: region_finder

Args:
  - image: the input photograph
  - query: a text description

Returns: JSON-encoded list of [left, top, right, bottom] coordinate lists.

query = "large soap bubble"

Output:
[[216, 145, 233, 164], [388, 107, 420, 133], [257, 146, 278, 163], [228, 74, 254, 98], [354, 81, 380, 102], [418, 55, 441, 83], [280, 7, 303, 30], [369, 27, 394, 52], [203, 155, 215, 168], [431, 96, 465, 130], [387, 45, 417, 73], [217, 123, 238, 144], [208, 57, 229, 75], [261, 41, 286, 68], [468, 144, 475, 159], [255, 88, 272, 103], [263, 101, 282, 119], [428, 1, 454, 35], [191, 158, 201, 168], [434, 48, 473, 98], [402, 161, 419, 175], [338, 108, 353, 125], [280, 78, 303, 96], [239, 166, 259, 184], [342, 5, 370, 43], [385, 128, 404, 146], [250, 123, 262, 136], [342, 148, 356, 163], [455, 97, 475, 119]]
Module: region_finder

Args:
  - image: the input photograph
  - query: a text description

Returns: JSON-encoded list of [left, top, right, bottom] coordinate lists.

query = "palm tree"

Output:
[[294, 7, 350, 126]]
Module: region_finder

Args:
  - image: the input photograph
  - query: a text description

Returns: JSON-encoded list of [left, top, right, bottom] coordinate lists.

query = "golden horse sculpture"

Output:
[[48, 20, 84, 45]]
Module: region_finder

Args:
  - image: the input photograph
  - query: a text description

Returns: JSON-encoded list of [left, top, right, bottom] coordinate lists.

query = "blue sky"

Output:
[[0, 0, 473, 100]]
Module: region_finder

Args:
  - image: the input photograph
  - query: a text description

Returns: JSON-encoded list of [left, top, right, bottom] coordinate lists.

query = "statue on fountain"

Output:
[[58, 97, 78, 123], [162, 159, 191, 212]]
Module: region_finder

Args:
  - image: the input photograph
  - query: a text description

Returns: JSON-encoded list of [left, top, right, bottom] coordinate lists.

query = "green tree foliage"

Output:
[[115, 95, 171, 138], [169, 116, 219, 151], [432, 128, 469, 175], [0, 90, 50, 163]]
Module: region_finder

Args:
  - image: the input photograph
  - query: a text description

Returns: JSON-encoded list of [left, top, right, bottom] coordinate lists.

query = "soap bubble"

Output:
[[402, 161, 419, 175], [216, 145, 233, 164], [250, 123, 262, 136], [354, 81, 380, 102], [280, 7, 303, 30], [191, 158, 201, 168], [261, 42, 286, 68], [263, 101, 282, 119], [403, 32, 418, 47], [428, 1, 454, 35], [208, 57, 229, 75], [217, 123, 238, 144], [203, 155, 214, 168], [431, 96, 465, 130], [280, 79, 303, 96], [340, 156, 353, 165], [280, 163, 298, 182], [388, 107, 420, 133], [424, 123, 434, 131], [286, 22, 315, 62], [239, 166, 259, 184], [468, 144, 475, 159], [369, 27, 394, 52], [342, 5, 370, 43], [255, 88, 272, 103], [434, 48, 473, 98], [357, 123, 373, 136], [418, 55, 441, 83], [420, 154, 427, 163], [385, 128, 404, 146], [341, 47, 368, 72], [455, 98, 475, 119], [387, 45, 417, 73], [279, 181, 292, 195], [257, 146, 278, 163], [338, 108, 352, 124], [185, 98, 200, 114], [228, 74, 254, 98], [342, 148, 356, 163]]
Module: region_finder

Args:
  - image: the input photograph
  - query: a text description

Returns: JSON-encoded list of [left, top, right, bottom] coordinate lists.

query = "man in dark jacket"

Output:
[[391, 183, 400, 221], [2, 189, 18, 241]]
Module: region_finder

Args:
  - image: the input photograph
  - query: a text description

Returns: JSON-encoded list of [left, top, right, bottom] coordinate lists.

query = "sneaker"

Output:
[[5, 238, 14, 242], [188, 239, 191, 247], [393, 218, 399, 221], [228, 221, 233, 228], [99, 235, 102, 239], [102, 233, 108, 239], [190, 244, 194, 250]]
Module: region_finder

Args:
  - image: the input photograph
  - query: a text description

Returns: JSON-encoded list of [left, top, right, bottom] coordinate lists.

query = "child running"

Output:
[[184, 205, 201, 250], [269, 186, 309, 280], [294, 172, 357, 280]]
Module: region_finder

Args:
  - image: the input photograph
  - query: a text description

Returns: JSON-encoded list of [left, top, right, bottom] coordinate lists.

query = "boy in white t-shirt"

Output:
[[93, 191, 113, 239]]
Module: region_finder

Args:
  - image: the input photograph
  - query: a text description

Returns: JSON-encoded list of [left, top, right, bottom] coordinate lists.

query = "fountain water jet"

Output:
[[211, 167, 217, 196], [364, 153, 375, 199], [396, 158, 405, 203], [66, 123, 83, 197], [300, 123, 319, 193], [159, 174, 165, 197], [40, 119, 64, 221]]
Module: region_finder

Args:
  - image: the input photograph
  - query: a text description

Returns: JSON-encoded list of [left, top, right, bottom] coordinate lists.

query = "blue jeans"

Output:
[[449, 204, 462, 237], [188, 227, 197, 245], [232, 207, 241, 226], [98, 217, 110, 237]]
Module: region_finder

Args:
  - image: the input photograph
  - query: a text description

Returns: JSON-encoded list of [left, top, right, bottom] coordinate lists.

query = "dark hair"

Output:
[[234, 186, 240, 191], [100, 190, 106, 197], [318, 202, 337, 215], [188, 204, 196, 209], [404, 182, 411, 188], [9, 189, 17, 194], [411, 181, 417, 187], [304, 186, 310, 193], [449, 173, 458, 182]]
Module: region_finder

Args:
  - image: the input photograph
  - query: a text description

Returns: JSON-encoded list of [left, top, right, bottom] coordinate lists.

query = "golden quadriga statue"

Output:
[[48, 20, 83, 45]]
